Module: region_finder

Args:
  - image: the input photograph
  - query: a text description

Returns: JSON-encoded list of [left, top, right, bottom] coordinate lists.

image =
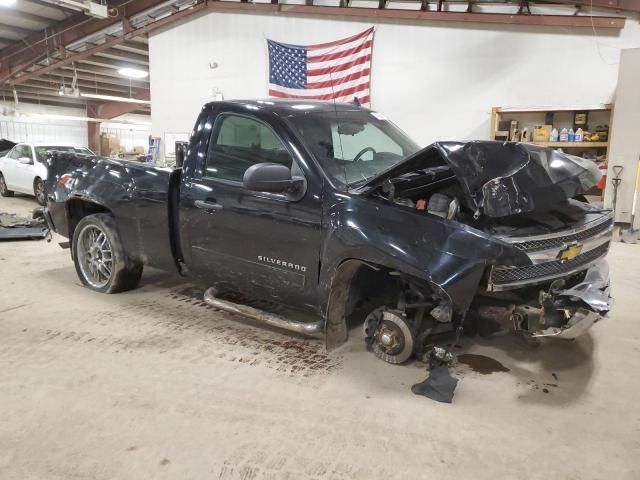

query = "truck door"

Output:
[[180, 112, 323, 310]]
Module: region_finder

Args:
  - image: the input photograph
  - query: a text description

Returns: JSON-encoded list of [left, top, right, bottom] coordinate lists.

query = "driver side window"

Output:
[[332, 123, 403, 161], [206, 114, 293, 182]]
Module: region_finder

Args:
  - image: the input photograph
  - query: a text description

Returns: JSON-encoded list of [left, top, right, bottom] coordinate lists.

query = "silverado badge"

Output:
[[558, 243, 583, 261]]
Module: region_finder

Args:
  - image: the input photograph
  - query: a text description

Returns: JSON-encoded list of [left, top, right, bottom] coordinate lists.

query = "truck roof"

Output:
[[204, 99, 368, 115]]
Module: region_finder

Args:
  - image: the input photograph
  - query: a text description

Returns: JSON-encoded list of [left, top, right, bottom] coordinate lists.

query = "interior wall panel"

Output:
[[149, 10, 640, 161]]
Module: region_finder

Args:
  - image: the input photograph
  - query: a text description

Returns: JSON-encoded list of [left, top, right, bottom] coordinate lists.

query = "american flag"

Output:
[[267, 27, 374, 107]]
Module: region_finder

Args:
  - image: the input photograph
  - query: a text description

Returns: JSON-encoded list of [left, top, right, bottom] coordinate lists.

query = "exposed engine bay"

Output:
[[353, 141, 613, 364]]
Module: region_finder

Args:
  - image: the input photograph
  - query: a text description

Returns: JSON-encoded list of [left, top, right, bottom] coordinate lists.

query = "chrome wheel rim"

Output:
[[35, 180, 46, 204], [77, 225, 113, 288]]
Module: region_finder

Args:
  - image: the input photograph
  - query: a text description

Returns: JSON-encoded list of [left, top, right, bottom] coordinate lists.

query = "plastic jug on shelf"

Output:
[[559, 128, 569, 142]]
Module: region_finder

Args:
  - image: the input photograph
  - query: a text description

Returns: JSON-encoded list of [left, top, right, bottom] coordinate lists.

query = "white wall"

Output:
[[0, 101, 88, 146], [604, 48, 640, 225], [149, 8, 640, 161]]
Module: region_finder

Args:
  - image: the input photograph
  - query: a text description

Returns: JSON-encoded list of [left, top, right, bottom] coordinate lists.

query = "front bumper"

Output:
[[532, 308, 600, 339], [531, 260, 611, 339], [478, 261, 611, 340]]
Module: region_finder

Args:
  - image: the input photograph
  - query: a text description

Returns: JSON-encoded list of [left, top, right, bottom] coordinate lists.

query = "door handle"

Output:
[[194, 199, 223, 213]]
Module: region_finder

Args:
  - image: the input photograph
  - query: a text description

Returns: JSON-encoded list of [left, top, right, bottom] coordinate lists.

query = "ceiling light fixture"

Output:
[[0, 0, 17, 6], [118, 67, 149, 79], [79, 92, 151, 104]]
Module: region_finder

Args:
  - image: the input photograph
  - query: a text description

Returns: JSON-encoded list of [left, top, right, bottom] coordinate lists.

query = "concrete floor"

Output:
[[1, 193, 640, 480]]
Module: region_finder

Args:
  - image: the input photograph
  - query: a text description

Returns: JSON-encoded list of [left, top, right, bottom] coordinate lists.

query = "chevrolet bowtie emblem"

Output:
[[558, 243, 583, 261]]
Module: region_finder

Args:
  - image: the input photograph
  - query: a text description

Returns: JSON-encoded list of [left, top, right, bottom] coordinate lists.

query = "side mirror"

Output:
[[175, 141, 188, 168], [18, 157, 33, 165], [243, 162, 306, 200]]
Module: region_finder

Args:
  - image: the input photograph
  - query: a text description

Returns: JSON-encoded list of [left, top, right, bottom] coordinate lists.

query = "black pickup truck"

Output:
[[44, 100, 612, 364]]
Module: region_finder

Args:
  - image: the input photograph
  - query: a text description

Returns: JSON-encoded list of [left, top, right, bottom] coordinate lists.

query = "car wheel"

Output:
[[33, 177, 47, 206], [0, 173, 15, 197], [72, 213, 143, 293]]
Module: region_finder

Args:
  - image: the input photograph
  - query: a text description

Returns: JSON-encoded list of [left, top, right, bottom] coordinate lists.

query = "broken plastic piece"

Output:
[[411, 365, 459, 403], [0, 212, 49, 241]]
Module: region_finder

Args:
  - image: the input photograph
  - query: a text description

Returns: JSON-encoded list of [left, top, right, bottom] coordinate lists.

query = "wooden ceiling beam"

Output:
[[203, 1, 626, 28], [543, 0, 640, 13]]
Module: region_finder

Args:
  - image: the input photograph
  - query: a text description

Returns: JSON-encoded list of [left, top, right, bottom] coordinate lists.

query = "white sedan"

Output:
[[0, 143, 95, 206]]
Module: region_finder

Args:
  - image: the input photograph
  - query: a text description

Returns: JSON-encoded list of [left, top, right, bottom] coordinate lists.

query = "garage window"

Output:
[[206, 114, 293, 182]]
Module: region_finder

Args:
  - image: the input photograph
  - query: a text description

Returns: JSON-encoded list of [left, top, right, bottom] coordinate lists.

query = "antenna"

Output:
[[328, 67, 348, 187]]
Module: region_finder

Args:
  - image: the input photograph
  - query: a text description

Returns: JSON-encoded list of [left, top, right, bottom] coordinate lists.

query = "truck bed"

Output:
[[46, 153, 181, 272]]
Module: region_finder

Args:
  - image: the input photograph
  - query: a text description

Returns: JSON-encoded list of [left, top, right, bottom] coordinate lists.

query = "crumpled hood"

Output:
[[360, 140, 601, 218]]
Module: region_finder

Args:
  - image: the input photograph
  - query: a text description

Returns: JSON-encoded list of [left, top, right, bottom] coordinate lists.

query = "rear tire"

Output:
[[0, 173, 14, 197], [72, 213, 143, 293], [34, 177, 47, 206]]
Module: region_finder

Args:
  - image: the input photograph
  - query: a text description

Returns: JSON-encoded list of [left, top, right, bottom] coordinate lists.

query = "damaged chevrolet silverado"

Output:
[[44, 100, 613, 364]]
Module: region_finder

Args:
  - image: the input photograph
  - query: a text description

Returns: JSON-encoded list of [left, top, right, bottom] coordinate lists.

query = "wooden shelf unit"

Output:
[[527, 141, 609, 148], [490, 106, 614, 196]]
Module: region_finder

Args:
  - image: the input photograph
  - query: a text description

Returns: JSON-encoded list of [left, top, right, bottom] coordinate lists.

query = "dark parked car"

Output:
[[43, 100, 612, 364]]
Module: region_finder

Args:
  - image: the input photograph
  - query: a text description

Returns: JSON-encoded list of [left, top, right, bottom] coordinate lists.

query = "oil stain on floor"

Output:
[[457, 354, 510, 375]]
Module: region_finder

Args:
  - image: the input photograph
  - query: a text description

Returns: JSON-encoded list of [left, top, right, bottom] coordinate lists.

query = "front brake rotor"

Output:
[[363, 308, 414, 364]]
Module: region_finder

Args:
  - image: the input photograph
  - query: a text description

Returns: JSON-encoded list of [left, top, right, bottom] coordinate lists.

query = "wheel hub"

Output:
[[363, 308, 415, 364]]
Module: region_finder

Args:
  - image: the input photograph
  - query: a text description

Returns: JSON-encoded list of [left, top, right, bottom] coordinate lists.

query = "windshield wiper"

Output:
[[346, 176, 372, 189]]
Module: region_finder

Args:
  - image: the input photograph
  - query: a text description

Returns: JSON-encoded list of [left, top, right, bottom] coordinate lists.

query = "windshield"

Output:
[[287, 110, 420, 188], [35, 146, 95, 162]]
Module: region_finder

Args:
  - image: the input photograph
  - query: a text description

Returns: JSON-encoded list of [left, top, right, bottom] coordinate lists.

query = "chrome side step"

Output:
[[203, 287, 324, 338]]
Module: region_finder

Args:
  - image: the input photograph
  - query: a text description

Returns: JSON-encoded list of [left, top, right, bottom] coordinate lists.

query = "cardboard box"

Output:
[[533, 125, 552, 142], [100, 134, 120, 157]]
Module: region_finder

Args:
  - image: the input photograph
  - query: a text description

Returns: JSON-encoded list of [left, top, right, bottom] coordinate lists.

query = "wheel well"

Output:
[[325, 259, 433, 350], [66, 198, 111, 241], [344, 263, 400, 328]]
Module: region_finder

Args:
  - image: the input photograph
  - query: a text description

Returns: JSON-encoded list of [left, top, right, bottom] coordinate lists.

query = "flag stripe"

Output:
[[307, 33, 374, 58], [307, 63, 369, 83], [306, 69, 370, 89], [307, 40, 373, 63], [305, 48, 371, 70], [305, 27, 374, 51], [306, 54, 372, 77], [270, 77, 369, 97], [269, 82, 369, 100]]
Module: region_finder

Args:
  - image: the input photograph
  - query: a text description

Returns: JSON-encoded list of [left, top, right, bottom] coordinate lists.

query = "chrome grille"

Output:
[[512, 217, 613, 252], [491, 241, 610, 285]]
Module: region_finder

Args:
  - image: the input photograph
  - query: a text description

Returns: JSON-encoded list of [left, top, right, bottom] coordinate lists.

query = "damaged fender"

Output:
[[319, 192, 531, 348]]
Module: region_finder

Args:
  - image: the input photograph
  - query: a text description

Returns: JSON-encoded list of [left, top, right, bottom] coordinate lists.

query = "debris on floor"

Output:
[[412, 343, 459, 403], [411, 365, 459, 403], [0, 211, 49, 241]]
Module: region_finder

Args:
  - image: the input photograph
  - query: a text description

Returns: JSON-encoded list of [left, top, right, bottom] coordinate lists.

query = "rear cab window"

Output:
[[34, 146, 94, 162]]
